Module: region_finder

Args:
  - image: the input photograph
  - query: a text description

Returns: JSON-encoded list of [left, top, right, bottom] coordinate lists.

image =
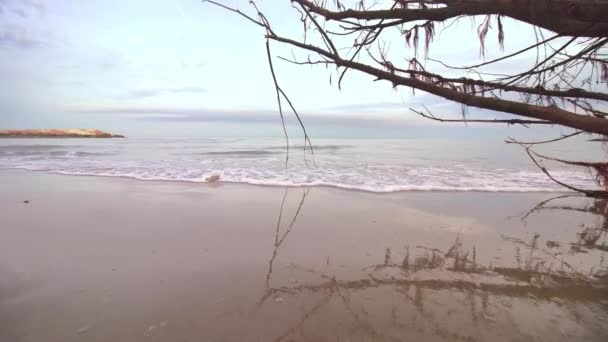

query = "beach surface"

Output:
[[1, 169, 607, 341]]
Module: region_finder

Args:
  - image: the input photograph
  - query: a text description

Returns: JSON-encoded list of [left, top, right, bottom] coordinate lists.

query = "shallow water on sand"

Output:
[[0, 170, 607, 341]]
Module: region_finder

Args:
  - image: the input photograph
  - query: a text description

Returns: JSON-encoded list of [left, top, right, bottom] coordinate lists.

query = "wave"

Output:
[[186, 150, 282, 156], [0, 144, 83, 149], [263, 145, 352, 151], [0, 164, 594, 194], [0, 150, 115, 157], [1, 139, 599, 193]]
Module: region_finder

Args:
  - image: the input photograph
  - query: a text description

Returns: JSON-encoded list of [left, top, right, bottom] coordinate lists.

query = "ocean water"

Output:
[[0, 136, 603, 192]]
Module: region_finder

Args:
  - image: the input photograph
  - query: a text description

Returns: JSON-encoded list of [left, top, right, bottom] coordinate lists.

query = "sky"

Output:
[[0, 0, 578, 138]]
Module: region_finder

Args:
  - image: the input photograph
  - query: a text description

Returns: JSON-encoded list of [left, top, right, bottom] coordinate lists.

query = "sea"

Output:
[[0, 133, 604, 193]]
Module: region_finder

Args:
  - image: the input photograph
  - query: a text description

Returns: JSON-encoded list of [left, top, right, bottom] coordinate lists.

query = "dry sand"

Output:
[[0, 169, 607, 341]]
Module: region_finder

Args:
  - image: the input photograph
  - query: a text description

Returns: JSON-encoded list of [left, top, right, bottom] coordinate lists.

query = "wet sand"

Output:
[[0, 169, 607, 341]]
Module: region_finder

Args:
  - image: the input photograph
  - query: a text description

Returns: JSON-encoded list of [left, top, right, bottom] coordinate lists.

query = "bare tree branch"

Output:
[[505, 131, 584, 145], [203, 0, 608, 196], [410, 107, 553, 125], [293, 0, 608, 37]]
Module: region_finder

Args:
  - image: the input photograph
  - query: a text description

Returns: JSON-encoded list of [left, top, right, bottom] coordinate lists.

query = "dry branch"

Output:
[[203, 0, 608, 196]]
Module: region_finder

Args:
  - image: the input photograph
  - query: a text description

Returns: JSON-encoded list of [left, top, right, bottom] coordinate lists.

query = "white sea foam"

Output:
[[0, 138, 600, 193], [0, 162, 595, 193]]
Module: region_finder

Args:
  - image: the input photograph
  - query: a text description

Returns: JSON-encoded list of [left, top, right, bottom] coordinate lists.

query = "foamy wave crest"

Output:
[[0, 161, 598, 193]]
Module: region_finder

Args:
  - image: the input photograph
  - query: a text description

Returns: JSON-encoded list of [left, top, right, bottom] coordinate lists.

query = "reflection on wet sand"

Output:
[[263, 188, 310, 294], [525, 196, 608, 254], [257, 190, 608, 342]]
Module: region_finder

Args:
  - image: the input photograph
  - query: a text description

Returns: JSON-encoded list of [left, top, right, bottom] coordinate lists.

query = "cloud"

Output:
[[168, 86, 208, 94], [65, 105, 427, 128], [323, 93, 447, 113], [0, 0, 46, 18], [98, 61, 116, 70], [0, 0, 47, 49], [318, 94, 534, 125], [70, 106, 275, 119], [324, 102, 408, 112], [116, 86, 208, 100], [10, 7, 26, 18], [179, 61, 206, 69], [0, 25, 41, 48], [22, 0, 46, 14]]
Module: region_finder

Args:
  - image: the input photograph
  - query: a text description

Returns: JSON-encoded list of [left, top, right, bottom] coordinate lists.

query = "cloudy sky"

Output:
[[0, 0, 569, 138]]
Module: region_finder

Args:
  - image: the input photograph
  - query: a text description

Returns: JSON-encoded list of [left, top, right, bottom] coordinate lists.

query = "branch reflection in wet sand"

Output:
[[256, 192, 608, 341], [521, 195, 608, 260], [260, 187, 310, 305]]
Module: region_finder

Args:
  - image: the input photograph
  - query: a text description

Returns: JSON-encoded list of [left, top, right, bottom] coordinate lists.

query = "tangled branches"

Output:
[[204, 0, 608, 196]]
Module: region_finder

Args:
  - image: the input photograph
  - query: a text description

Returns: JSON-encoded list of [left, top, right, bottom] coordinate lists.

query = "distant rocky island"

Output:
[[0, 129, 125, 138]]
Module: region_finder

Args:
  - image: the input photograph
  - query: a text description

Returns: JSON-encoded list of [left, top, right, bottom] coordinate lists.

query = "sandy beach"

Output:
[[2, 0, 607, 340], [1, 169, 607, 341]]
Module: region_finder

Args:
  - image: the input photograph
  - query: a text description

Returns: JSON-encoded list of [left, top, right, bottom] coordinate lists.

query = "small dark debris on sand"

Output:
[[206, 175, 221, 183], [23, 200, 29, 204]]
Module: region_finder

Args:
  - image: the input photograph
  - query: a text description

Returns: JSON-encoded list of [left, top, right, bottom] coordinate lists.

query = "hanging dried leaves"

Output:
[[477, 15, 492, 57], [497, 15, 505, 51], [424, 21, 435, 58]]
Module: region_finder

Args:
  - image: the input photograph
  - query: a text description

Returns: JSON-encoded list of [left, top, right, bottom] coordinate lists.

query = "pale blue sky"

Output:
[[0, 0, 576, 138]]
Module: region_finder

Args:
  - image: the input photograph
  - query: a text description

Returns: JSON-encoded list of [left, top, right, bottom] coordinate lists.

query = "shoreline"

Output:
[[0, 168, 575, 195]]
